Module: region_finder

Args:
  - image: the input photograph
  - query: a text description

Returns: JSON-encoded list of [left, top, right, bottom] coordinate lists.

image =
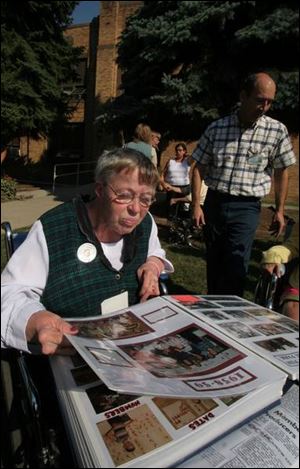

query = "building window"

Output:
[[62, 58, 87, 100], [54, 123, 84, 161]]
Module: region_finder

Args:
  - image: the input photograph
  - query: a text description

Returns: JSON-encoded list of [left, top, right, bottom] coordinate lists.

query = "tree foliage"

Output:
[[1, 1, 82, 145], [98, 0, 299, 139]]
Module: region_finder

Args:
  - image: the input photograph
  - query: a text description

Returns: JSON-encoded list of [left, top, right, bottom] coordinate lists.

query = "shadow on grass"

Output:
[[164, 279, 199, 295]]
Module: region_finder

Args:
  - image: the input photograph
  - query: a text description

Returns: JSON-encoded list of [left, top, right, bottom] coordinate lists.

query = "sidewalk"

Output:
[[1, 184, 298, 232], [1, 184, 95, 230]]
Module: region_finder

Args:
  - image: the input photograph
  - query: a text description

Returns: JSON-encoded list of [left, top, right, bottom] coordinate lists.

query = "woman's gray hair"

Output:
[[95, 148, 159, 187]]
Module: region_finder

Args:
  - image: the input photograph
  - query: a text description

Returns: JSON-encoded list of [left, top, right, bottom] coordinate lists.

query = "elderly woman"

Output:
[[1, 148, 173, 354]]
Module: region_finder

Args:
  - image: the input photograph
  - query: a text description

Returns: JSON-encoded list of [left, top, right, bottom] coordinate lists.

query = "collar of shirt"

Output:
[[73, 195, 143, 267], [234, 110, 267, 131]]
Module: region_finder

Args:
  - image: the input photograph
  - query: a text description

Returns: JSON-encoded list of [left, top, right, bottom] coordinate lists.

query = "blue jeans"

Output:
[[203, 189, 261, 296]]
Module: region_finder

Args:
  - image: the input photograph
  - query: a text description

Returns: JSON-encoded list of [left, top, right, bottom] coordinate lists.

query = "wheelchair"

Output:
[[167, 202, 204, 250], [1, 221, 170, 468], [254, 266, 286, 311], [1, 222, 74, 468], [254, 210, 297, 313]]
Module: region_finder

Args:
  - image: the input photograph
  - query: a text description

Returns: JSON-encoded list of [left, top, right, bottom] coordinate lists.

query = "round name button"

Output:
[[77, 243, 97, 263]]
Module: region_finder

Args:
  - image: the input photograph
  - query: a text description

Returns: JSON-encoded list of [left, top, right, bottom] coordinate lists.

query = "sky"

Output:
[[71, 1, 100, 24]]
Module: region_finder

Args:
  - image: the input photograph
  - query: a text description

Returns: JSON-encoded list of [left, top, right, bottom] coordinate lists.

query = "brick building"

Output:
[[19, 1, 143, 164], [18, 1, 298, 204]]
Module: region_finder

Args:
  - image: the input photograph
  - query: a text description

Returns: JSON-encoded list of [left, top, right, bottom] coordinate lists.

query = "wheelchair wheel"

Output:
[[168, 218, 204, 250], [167, 219, 186, 247], [168, 231, 186, 247], [254, 271, 283, 311], [185, 226, 204, 251]]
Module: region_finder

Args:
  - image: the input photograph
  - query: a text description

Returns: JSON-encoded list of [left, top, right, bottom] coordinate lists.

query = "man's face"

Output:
[[240, 79, 276, 125], [95, 168, 155, 238]]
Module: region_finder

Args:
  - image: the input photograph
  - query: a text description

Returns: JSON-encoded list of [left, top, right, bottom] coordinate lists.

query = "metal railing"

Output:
[[52, 161, 95, 193]]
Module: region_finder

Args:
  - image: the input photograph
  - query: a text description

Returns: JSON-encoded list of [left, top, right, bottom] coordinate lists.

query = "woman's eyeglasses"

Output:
[[107, 184, 155, 208]]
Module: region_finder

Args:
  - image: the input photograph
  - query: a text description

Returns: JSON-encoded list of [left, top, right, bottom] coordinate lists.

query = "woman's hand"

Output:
[[164, 183, 172, 191], [137, 258, 164, 302], [26, 310, 78, 355]]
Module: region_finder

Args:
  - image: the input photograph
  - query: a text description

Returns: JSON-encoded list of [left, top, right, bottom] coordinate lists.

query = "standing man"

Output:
[[191, 72, 296, 297]]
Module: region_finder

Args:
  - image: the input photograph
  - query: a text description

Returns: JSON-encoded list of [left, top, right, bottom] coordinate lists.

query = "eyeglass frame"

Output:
[[106, 183, 156, 208]]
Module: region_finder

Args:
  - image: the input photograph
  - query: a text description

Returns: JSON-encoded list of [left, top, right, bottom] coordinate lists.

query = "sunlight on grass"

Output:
[[161, 240, 207, 295], [160, 237, 272, 302]]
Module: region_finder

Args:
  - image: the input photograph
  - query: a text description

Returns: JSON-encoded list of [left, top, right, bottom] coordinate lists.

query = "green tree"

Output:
[[1, 1, 82, 146], [99, 0, 299, 139]]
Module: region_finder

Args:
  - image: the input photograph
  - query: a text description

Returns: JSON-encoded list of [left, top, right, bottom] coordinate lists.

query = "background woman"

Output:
[[160, 142, 194, 218]]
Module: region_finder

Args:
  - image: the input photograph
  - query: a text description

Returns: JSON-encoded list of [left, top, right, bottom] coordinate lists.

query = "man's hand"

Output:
[[273, 167, 288, 238], [192, 204, 206, 227], [269, 210, 285, 238], [191, 163, 206, 227], [26, 310, 78, 355]]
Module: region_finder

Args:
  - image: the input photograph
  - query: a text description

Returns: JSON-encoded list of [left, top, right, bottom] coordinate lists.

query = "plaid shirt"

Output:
[[192, 112, 296, 197]]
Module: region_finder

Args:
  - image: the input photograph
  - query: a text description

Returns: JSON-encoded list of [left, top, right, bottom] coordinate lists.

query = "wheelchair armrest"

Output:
[[254, 271, 279, 310], [159, 271, 169, 295], [1, 349, 55, 467], [1, 221, 28, 259], [17, 354, 42, 420]]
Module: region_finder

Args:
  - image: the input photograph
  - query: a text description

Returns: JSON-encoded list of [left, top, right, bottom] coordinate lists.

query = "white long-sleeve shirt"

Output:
[[1, 214, 173, 352]]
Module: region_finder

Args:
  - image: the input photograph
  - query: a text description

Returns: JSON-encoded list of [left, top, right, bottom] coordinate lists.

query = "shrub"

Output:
[[1, 176, 17, 201]]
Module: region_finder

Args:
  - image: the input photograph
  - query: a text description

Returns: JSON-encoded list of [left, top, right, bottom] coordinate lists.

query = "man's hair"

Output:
[[95, 147, 159, 187], [241, 72, 275, 96]]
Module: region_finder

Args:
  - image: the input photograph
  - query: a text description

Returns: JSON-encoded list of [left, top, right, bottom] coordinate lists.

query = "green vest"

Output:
[[40, 197, 151, 318]]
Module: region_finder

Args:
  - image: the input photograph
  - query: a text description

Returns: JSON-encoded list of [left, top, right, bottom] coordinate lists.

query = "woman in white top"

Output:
[[160, 143, 194, 218]]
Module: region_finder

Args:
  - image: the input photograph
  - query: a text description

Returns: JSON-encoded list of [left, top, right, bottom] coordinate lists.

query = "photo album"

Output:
[[49, 295, 297, 467], [166, 294, 298, 380]]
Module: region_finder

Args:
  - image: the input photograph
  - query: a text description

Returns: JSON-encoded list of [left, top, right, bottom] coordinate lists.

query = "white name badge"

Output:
[[101, 291, 129, 315], [77, 243, 97, 263]]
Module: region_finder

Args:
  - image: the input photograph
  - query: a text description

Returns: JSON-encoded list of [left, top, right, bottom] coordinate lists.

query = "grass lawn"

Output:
[[153, 203, 298, 301], [1, 224, 272, 302], [158, 227, 271, 302]]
